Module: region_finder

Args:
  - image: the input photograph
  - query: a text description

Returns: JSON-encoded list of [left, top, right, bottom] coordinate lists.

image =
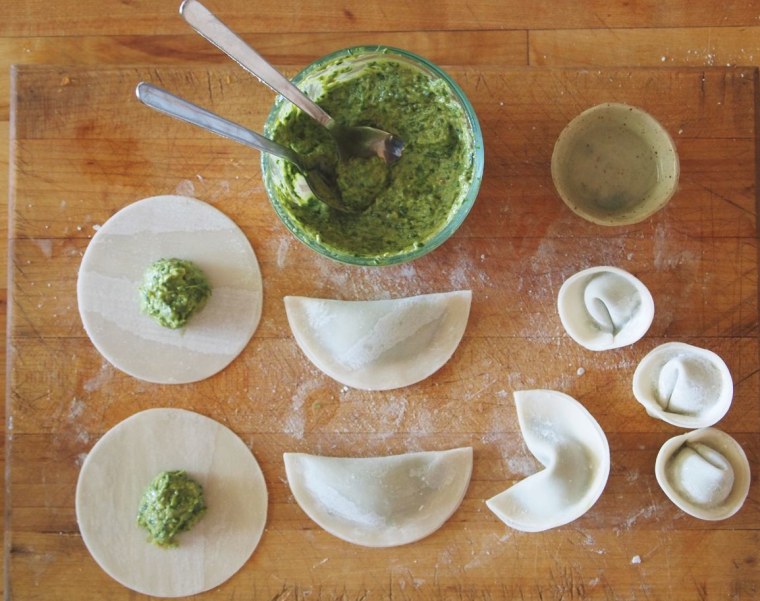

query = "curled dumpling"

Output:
[[655, 428, 750, 520], [632, 342, 733, 428], [284, 291, 471, 390], [486, 390, 610, 532], [283, 447, 473, 547], [557, 266, 654, 351]]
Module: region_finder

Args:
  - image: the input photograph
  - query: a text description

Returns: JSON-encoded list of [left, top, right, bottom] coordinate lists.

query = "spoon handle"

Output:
[[135, 82, 299, 163], [180, 0, 332, 127]]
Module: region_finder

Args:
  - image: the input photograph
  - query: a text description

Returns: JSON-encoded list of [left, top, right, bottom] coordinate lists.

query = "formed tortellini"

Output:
[[557, 266, 654, 351], [486, 390, 610, 532], [284, 290, 471, 390], [655, 428, 750, 520], [283, 447, 473, 547], [632, 342, 733, 428]]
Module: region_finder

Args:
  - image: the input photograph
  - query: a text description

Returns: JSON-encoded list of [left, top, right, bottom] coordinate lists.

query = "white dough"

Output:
[[75, 408, 268, 597], [632, 342, 733, 428], [77, 195, 263, 384], [557, 266, 654, 350], [284, 290, 472, 390], [486, 390, 610, 532], [283, 447, 473, 547], [668, 442, 734, 506], [655, 428, 750, 520]]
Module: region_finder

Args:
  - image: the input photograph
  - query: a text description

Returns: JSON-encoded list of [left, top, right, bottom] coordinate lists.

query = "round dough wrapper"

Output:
[[76, 408, 268, 598], [77, 195, 263, 384]]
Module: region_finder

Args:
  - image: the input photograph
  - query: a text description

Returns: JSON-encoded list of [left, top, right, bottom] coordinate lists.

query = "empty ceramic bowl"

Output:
[[551, 102, 679, 226]]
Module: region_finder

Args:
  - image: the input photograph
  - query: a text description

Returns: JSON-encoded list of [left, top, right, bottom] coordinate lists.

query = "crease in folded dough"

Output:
[[557, 266, 654, 351], [633, 341, 733, 428], [283, 447, 473, 547], [655, 428, 750, 520], [284, 290, 471, 390], [486, 389, 610, 532]]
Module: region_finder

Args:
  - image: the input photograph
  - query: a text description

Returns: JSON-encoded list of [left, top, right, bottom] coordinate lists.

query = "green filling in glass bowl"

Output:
[[263, 46, 484, 266]]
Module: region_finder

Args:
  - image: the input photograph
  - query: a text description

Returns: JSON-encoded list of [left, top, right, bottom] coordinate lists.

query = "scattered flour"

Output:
[[175, 178, 196, 197], [375, 395, 408, 430], [83, 362, 114, 393], [33, 238, 53, 258], [68, 398, 86, 420], [276, 236, 292, 268], [284, 380, 323, 439], [615, 503, 661, 535]]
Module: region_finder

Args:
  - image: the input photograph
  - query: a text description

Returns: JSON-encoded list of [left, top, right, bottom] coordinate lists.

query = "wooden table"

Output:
[[6, 60, 759, 599]]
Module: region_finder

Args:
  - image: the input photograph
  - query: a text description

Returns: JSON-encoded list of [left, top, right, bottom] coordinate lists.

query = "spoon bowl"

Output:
[[135, 82, 352, 212]]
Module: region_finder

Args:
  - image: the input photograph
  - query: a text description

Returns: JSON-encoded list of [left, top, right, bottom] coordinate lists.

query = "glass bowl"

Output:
[[261, 46, 484, 266]]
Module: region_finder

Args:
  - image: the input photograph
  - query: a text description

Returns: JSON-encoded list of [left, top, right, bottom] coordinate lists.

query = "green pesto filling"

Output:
[[139, 258, 211, 329], [136, 470, 207, 548], [271, 59, 474, 259]]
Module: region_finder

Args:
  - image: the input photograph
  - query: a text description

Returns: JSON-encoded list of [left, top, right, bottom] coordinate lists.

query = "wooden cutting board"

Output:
[[7, 64, 759, 599]]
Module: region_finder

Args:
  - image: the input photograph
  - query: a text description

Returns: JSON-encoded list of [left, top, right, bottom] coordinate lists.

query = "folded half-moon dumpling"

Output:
[[655, 428, 750, 520], [283, 447, 473, 547], [557, 266, 654, 350], [284, 290, 472, 390], [486, 390, 610, 532], [632, 342, 733, 428]]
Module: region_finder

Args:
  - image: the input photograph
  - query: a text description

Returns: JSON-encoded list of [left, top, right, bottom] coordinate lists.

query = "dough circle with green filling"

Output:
[[77, 195, 263, 384], [75, 408, 268, 597]]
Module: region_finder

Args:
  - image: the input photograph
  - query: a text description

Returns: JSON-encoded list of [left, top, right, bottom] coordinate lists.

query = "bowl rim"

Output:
[[261, 45, 485, 266]]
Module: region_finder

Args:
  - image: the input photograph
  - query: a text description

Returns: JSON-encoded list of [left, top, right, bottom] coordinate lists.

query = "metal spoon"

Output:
[[179, 0, 404, 164], [135, 82, 348, 212]]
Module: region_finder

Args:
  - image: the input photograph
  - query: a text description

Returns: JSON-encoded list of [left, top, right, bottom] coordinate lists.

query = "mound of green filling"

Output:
[[139, 258, 211, 329], [136, 470, 207, 548]]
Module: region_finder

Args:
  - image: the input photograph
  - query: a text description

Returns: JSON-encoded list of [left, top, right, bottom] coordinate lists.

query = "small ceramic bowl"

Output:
[[551, 103, 679, 226], [261, 46, 484, 266]]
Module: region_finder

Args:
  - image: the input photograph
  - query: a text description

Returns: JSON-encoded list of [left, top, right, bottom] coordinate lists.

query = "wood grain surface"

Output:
[[7, 61, 759, 600], [4, 1, 760, 600]]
